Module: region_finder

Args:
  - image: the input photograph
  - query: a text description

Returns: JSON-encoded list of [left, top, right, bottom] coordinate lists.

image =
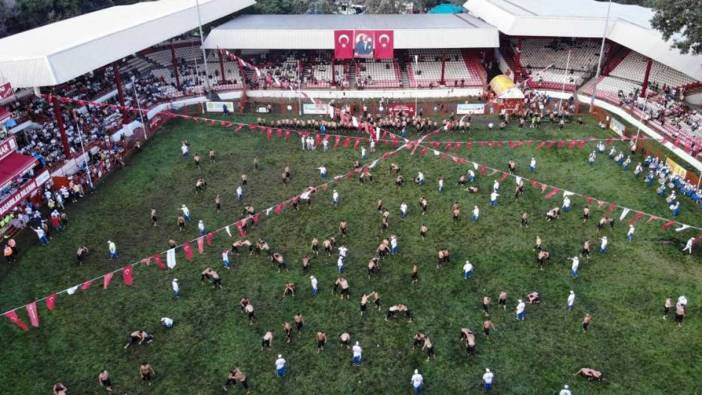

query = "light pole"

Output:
[[195, 0, 211, 92], [558, 49, 572, 114], [131, 76, 148, 141], [413, 54, 418, 111], [589, 0, 613, 111], [73, 111, 94, 189]]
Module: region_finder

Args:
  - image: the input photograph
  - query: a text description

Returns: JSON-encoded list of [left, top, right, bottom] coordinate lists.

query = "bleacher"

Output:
[[608, 51, 696, 88], [304, 64, 346, 89], [406, 49, 484, 88], [355, 60, 401, 89]]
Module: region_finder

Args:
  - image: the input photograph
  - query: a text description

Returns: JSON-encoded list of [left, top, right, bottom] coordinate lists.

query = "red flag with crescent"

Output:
[[374, 30, 394, 59], [334, 30, 354, 59]]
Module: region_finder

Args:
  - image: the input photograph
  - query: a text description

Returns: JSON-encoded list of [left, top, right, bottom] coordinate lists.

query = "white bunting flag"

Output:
[[166, 248, 177, 269]]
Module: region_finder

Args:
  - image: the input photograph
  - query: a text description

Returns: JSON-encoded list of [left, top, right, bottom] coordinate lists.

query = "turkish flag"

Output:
[[252, 213, 261, 225], [46, 294, 57, 311], [544, 187, 561, 200], [207, 232, 215, 246], [103, 272, 114, 289], [274, 204, 284, 215], [4, 310, 28, 331], [153, 255, 166, 270], [334, 30, 354, 59], [197, 237, 205, 254], [374, 30, 394, 59], [26, 302, 40, 327], [80, 279, 93, 291], [122, 266, 134, 286], [183, 241, 194, 261], [0, 82, 13, 100]]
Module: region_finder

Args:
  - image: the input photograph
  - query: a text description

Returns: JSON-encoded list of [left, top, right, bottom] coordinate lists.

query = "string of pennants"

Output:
[[403, 132, 702, 237], [2, 141, 409, 332]]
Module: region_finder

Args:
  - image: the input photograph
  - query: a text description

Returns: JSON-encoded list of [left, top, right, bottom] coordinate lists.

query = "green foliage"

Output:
[[650, 0, 702, 55], [0, 114, 701, 393]]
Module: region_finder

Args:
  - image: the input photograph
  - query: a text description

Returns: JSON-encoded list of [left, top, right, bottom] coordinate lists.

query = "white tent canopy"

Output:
[[203, 14, 499, 50], [464, 0, 702, 81], [0, 0, 254, 88]]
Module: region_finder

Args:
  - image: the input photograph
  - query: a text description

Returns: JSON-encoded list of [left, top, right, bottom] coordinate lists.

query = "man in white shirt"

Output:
[[318, 165, 327, 179], [222, 250, 231, 269], [472, 205, 480, 222], [627, 224, 635, 241], [275, 354, 287, 377], [369, 139, 375, 153], [33, 227, 49, 245], [562, 196, 571, 212], [337, 255, 345, 273], [361, 146, 367, 159], [322, 138, 329, 151], [400, 202, 408, 219], [559, 384, 572, 395], [160, 317, 174, 329], [438, 177, 444, 193], [415, 172, 425, 185], [107, 240, 118, 260], [493, 179, 500, 192], [181, 204, 190, 223], [567, 291, 575, 311], [600, 236, 608, 254], [310, 275, 319, 297], [410, 369, 423, 394], [171, 278, 180, 298], [236, 185, 244, 201], [181, 142, 189, 158], [332, 190, 340, 207], [463, 260, 474, 280], [683, 237, 694, 254], [529, 157, 536, 172], [352, 341, 363, 366], [516, 299, 526, 321], [490, 191, 499, 207], [390, 235, 399, 255], [570, 256, 580, 278], [301, 136, 306, 150], [482, 368, 494, 392]]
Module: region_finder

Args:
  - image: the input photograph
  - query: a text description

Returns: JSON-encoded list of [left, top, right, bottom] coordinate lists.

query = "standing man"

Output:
[[411, 369, 424, 394], [400, 202, 409, 219], [171, 278, 180, 298], [683, 237, 695, 254], [222, 249, 231, 269], [567, 290, 575, 311], [352, 341, 363, 366], [310, 275, 319, 297], [516, 299, 526, 321], [529, 156, 536, 172], [107, 240, 118, 260], [275, 355, 287, 377], [559, 384, 572, 395], [600, 236, 608, 253], [463, 260, 474, 280], [570, 256, 580, 278], [98, 369, 113, 392], [472, 205, 480, 222], [627, 224, 635, 241], [332, 189, 340, 207], [236, 185, 244, 202], [490, 190, 499, 207], [482, 368, 494, 392]]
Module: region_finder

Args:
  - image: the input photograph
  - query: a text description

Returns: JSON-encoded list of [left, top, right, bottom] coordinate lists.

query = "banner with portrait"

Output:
[[334, 30, 394, 60]]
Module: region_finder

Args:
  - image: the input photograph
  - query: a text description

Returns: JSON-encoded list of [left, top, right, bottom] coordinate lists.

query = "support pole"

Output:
[[170, 42, 181, 90], [113, 63, 129, 124], [440, 57, 446, 86], [640, 57, 653, 97], [218, 49, 226, 85], [51, 95, 71, 159]]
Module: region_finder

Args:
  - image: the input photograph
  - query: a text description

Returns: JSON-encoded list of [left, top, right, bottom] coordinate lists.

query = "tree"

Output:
[[650, 0, 702, 55], [365, 0, 399, 14]]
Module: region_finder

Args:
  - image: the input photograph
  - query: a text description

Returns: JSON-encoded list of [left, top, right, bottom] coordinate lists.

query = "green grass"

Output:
[[1, 114, 701, 394]]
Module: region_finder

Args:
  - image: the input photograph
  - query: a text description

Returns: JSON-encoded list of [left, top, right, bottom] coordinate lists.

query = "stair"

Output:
[[400, 71, 410, 88], [602, 47, 630, 76]]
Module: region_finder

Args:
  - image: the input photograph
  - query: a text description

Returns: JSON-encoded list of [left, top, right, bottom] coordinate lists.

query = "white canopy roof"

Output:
[[203, 14, 499, 50], [0, 0, 255, 88], [464, 0, 702, 81]]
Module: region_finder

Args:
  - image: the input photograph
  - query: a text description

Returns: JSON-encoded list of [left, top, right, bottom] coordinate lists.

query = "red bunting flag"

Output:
[[334, 135, 341, 148], [557, 140, 567, 148], [354, 138, 361, 150], [122, 266, 134, 286], [103, 272, 114, 289], [183, 241, 194, 261], [26, 302, 40, 328], [197, 237, 205, 254], [607, 202, 618, 213], [454, 142, 462, 150], [444, 142, 453, 150], [274, 204, 284, 215], [80, 279, 93, 291], [252, 213, 261, 225], [206, 232, 215, 246], [285, 130, 291, 141], [153, 255, 166, 270], [266, 128, 272, 141], [585, 196, 593, 205], [578, 140, 587, 148], [46, 294, 57, 311], [315, 134, 322, 147], [479, 164, 487, 176], [235, 125, 244, 132], [530, 180, 541, 189], [432, 141, 441, 149], [495, 141, 504, 148], [499, 172, 510, 182], [568, 140, 578, 149], [392, 136, 399, 146], [536, 142, 546, 149], [4, 310, 28, 331], [465, 141, 472, 150], [382, 152, 391, 160], [628, 211, 645, 225], [661, 220, 676, 230], [419, 148, 428, 157], [544, 187, 561, 200], [236, 222, 247, 237], [646, 215, 659, 224], [276, 129, 283, 138], [342, 137, 351, 148]]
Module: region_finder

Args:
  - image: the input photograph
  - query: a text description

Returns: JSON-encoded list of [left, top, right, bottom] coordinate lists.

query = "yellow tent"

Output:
[[489, 75, 524, 99]]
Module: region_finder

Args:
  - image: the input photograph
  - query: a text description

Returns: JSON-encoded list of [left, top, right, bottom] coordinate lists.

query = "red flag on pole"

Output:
[[197, 237, 205, 254], [183, 241, 194, 261], [607, 202, 618, 213], [153, 255, 166, 270], [103, 272, 114, 289], [46, 294, 57, 311], [544, 187, 561, 200], [206, 232, 215, 246], [4, 310, 28, 331], [628, 211, 645, 225], [25, 302, 40, 328], [661, 220, 676, 230], [80, 279, 93, 291], [122, 266, 134, 286]]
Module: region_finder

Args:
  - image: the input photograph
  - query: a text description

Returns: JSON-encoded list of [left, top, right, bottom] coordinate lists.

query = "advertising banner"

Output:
[[302, 103, 329, 115], [387, 103, 416, 116], [456, 103, 486, 115], [665, 157, 687, 179], [609, 117, 626, 136], [0, 136, 18, 161], [205, 101, 235, 113]]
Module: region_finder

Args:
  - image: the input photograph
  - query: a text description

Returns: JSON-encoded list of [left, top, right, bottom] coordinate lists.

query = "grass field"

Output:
[[1, 113, 701, 394]]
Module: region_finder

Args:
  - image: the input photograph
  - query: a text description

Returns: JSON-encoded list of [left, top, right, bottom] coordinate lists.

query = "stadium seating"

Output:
[[355, 60, 401, 88], [406, 49, 485, 88], [516, 38, 605, 89], [608, 51, 696, 88]]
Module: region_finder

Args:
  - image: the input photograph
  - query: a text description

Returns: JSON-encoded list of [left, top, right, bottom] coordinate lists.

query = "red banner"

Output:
[[103, 272, 113, 289], [0, 82, 13, 100], [388, 103, 415, 116], [153, 255, 165, 270], [183, 241, 194, 261], [46, 294, 57, 311], [26, 302, 39, 327], [374, 30, 394, 59], [334, 30, 354, 59], [122, 266, 134, 286], [4, 310, 28, 331]]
